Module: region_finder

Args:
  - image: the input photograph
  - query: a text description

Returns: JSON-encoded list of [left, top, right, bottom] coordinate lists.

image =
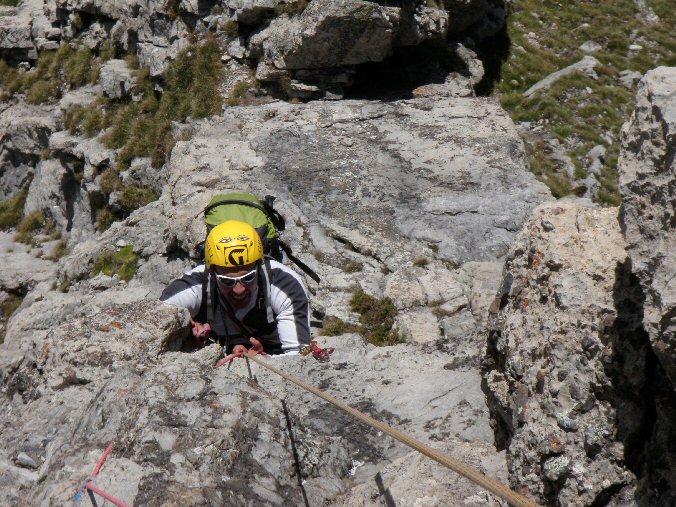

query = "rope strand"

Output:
[[247, 354, 540, 507]]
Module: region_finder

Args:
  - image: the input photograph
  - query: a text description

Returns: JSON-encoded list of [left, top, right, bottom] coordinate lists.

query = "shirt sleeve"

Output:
[[268, 262, 312, 352], [160, 265, 207, 319]]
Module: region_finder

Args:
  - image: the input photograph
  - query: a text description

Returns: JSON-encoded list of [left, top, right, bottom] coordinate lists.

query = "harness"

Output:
[[199, 258, 279, 354]]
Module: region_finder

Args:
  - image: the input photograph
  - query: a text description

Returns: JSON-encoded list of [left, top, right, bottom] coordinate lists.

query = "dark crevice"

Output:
[[344, 40, 469, 101], [165, 236, 192, 263], [473, 23, 510, 96], [610, 259, 676, 506], [57, 155, 82, 232]]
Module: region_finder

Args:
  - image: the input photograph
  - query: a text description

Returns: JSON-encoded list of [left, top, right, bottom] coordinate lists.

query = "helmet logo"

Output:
[[227, 247, 247, 266]]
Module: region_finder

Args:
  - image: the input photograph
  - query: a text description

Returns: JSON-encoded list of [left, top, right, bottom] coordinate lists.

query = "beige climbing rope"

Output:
[[246, 354, 541, 507]]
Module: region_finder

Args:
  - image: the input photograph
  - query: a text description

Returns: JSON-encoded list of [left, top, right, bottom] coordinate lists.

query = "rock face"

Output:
[[618, 66, 676, 390], [484, 70, 676, 506], [7, 0, 505, 99], [483, 202, 637, 505]]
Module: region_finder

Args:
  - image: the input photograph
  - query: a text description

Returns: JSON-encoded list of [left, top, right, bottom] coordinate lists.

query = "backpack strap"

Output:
[[262, 195, 285, 232], [278, 240, 321, 283]]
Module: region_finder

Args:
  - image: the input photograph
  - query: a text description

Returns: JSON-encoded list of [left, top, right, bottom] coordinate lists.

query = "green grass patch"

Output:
[[88, 38, 223, 170], [0, 0, 19, 6], [494, 0, 675, 205], [0, 189, 27, 230], [524, 139, 572, 198], [46, 240, 68, 261], [1, 44, 101, 104], [95, 168, 158, 230], [349, 288, 404, 346], [0, 292, 23, 344], [319, 316, 360, 337], [117, 185, 158, 214], [91, 245, 139, 282]]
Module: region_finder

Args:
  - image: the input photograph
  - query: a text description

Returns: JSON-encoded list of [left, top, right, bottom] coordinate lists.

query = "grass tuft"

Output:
[[91, 245, 139, 282], [0, 292, 23, 344], [15, 211, 46, 244], [0, 190, 27, 230], [319, 316, 360, 337], [341, 259, 363, 273], [46, 240, 68, 261], [349, 288, 404, 346]]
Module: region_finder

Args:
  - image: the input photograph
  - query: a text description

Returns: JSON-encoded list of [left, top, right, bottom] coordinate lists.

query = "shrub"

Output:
[[319, 316, 360, 337], [341, 259, 363, 273], [65, 47, 99, 87], [99, 40, 115, 61], [15, 211, 46, 244], [349, 289, 404, 346], [220, 21, 239, 37], [95, 40, 222, 171], [26, 80, 52, 104], [99, 168, 122, 194], [91, 245, 139, 281], [95, 208, 116, 232], [226, 80, 252, 106], [117, 185, 158, 214], [0, 190, 27, 230]]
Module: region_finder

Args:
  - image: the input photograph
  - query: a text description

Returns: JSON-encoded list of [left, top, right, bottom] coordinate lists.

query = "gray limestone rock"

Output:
[[0, 102, 58, 160], [524, 56, 600, 98], [0, 231, 56, 292], [99, 58, 138, 99], [483, 202, 637, 505], [618, 67, 676, 390], [0, 5, 37, 62], [259, 0, 401, 70], [618, 69, 643, 89]]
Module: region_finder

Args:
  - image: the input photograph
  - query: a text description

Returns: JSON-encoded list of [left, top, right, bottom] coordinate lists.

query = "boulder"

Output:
[[0, 231, 56, 293], [225, 0, 285, 25], [0, 102, 59, 198], [258, 0, 400, 70], [0, 103, 58, 160], [0, 5, 37, 62], [483, 197, 676, 506], [618, 66, 676, 389], [483, 202, 635, 505], [523, 56, 600, 98], [99, 59, 137, 99]]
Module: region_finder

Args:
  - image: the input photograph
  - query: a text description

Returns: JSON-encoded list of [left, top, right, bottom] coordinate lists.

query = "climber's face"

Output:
[[214, 263, 259, 309]]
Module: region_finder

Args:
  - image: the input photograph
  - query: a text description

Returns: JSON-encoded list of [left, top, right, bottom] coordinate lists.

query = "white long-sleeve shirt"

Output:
[[161, 259, 311, 353]]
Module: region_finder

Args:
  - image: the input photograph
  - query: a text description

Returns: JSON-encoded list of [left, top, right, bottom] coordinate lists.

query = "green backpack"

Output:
[[202, 192, 320, 283]]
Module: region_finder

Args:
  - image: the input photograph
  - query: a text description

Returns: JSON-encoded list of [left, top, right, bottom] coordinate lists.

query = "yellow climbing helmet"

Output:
[[205, 220, 263, 268]]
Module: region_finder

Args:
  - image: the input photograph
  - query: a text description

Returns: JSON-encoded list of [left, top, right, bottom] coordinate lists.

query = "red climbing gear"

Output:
[[214, 348, 268, 368], [300, 339, 334, 362], [74, 442, 131, 507]]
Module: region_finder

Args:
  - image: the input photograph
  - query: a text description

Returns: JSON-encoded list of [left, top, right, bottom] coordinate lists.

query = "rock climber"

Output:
[[161, 220, 312, 357]]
